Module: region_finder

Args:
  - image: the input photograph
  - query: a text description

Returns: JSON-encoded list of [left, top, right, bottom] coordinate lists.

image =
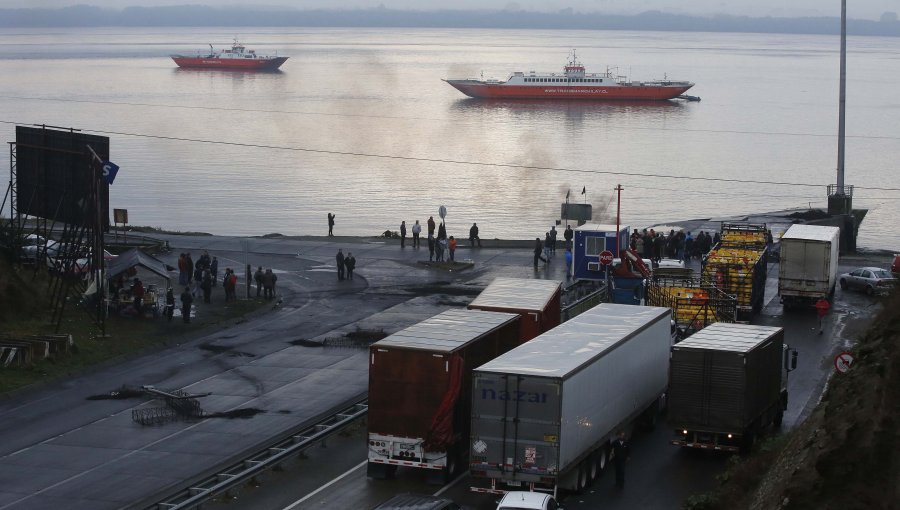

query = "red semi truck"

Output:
[[367, 309, 521, 483], [467, 277, 562, 342]]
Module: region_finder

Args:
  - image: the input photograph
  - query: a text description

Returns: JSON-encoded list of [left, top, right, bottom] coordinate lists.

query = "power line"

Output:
[[3, 118, 900, 193], [6, 96, 900, 141]]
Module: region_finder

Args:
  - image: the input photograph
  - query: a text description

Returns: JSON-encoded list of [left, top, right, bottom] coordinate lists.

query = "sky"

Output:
[[0, 1, 895, 21]]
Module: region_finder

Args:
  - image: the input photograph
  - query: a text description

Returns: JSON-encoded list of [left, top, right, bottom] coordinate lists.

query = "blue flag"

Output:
[[101, 161, 120, 185]]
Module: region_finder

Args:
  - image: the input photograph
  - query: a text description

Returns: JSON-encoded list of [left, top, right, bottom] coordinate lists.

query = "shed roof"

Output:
[[469, 278, 562, 313]]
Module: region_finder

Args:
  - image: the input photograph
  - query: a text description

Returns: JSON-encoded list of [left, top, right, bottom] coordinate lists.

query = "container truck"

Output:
[[469, 304, 672, 497], [668, 323, 797, 453], [778, 224, 841, 309], [367, 309, 521, 483], [468, 277, 562, 342]]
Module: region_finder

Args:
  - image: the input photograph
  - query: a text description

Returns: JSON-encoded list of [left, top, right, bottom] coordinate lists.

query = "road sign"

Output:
[[599, 250, 614, 266], [834, 351, 854, 374], [438, 205, 447, 219]]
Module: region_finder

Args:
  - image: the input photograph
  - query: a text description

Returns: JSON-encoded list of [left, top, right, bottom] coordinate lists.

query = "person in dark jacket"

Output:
[[201, 270, 212, 303], [254, 266, 264, 297], [180, 287, 193, 323], [210, 256, 219, 286], [469, 222, 482, 247], [345, 252, 356, 280], [327, 212, 335, 236], [164, 287, 175, 322], [613, 431, 629, 488], [564, 225, 574, 249], [534, 238, 547, 267], [131, 278, 145, 314], [336, 249, 345, 280]]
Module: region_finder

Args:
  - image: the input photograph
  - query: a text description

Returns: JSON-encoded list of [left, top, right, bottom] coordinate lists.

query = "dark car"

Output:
[[838, 267, 896, 295], [371, 493, 462, 510]]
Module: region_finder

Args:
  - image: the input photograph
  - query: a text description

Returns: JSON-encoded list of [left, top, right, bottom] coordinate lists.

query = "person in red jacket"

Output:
[[815, 297, 831, 334]]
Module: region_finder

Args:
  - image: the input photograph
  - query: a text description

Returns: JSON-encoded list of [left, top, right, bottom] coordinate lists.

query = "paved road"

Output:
[[205, 250, 886, 510], [0, 233, 572, 510], [0, 218, 886, 509]]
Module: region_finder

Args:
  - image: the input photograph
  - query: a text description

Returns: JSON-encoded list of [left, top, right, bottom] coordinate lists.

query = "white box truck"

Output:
[[469, 304, 672, 497], [778, 224, 841, 309]]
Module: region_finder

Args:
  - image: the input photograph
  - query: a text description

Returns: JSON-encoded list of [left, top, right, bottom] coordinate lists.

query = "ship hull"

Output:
[[444, 80, 692, 100], [171, 56, 288, 71]]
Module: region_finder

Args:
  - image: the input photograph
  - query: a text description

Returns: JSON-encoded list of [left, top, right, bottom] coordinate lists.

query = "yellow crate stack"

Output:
[[702, 248, 765, 309]]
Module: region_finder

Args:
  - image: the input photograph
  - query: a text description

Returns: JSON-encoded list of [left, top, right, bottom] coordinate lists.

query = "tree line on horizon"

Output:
[[2, 5, 899, 37]]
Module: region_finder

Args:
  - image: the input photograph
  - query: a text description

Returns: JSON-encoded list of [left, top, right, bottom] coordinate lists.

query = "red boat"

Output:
[[171, 39, 288, 71], [444, 51, 693, 100]]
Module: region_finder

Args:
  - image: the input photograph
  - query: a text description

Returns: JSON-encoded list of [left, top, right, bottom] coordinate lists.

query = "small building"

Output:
[[572, 223, 630, 281]]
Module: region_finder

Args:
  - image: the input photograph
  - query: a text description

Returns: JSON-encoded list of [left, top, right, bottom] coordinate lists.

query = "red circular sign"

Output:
[[834, 352, 854, 374], [599, 250, 614, 265]]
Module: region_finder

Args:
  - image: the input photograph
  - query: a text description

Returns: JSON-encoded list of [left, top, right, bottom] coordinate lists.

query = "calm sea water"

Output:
[[0, 27, 898, 250]]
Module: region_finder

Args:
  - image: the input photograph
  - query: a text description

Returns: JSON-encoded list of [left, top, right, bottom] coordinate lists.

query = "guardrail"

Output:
[[561, 280, 607, 322], [146, 399, 368, 510]]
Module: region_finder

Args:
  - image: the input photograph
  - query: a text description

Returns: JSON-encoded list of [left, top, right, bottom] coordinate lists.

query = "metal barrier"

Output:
[[145, 399, 368, 510], [561, 280, 607, 322]]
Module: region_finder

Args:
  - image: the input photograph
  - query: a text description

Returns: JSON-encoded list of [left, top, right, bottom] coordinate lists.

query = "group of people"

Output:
[[397, 219, 481, 263], [630, 229, 717, 263], [335, 248, 356, 280], [253, 266, 279, 298]]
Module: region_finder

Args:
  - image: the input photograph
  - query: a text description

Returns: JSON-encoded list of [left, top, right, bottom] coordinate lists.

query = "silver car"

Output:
[[838, 267, 896, 295]]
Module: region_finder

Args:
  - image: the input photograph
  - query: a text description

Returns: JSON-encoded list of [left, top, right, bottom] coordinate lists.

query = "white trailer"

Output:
[[469, 304, 672, 497], [778, 224, 841, 308]]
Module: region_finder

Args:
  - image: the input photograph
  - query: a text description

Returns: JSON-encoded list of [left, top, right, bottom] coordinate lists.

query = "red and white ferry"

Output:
[[444, 51, 693, 100], [171, 39, 288, 71]]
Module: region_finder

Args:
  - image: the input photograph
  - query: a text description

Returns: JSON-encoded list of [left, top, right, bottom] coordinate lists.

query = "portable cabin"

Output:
[[572, 223, 630, 281]]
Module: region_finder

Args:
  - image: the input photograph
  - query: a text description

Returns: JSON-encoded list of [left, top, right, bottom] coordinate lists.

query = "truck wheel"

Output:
[[594, 446, 608, 477], [576, 460, 589, 492]]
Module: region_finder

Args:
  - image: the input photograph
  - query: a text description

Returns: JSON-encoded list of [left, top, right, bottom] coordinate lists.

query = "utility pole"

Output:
[[615, 184, 623, 255], [836, 0, 846, 192]]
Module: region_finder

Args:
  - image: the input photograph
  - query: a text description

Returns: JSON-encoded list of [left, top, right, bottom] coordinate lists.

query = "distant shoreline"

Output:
[[1, 7, 898, 37]]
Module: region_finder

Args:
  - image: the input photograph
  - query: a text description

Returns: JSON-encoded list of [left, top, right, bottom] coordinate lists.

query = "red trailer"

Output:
[[467, 278, 562, 342], [367, 309, 521, 483]]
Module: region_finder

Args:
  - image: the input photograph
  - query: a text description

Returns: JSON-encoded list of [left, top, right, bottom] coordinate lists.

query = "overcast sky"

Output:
[[0, 1, 895, 21]]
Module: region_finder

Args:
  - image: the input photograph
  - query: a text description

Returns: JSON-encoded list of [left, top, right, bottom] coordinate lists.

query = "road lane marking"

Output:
[[282, 459, 367, 510]]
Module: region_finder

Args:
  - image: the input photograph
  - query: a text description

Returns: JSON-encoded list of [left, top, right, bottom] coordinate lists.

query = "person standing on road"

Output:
[[180, 287, 193, 323], [345, 252, 356, 280], [565, 247, 573, 278], [550, 226, 558, 254], [564, 225, 574, 250], [448, 236, 457, 262], [412, 220, 421, 248], [263, 268, 277, 299], [427, 235, 435, 262], [400, 221, 407, 248], [254, 266, 264, 297], [210, 256, 219, 287], [165, 287, 175, 322], [815, 297, 830, 334], [336, 248, 345, 280], [327, 212, 336, 236], [613, 431, 629, 489], [186, 253, 194, 284], [201, 270, 212, 303], [534, 238, 547, 267], [427, 216, 436, 238]]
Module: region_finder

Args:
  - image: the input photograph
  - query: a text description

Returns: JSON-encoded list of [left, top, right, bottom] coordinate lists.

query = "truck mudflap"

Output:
[[469, 476, 541, 495]]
